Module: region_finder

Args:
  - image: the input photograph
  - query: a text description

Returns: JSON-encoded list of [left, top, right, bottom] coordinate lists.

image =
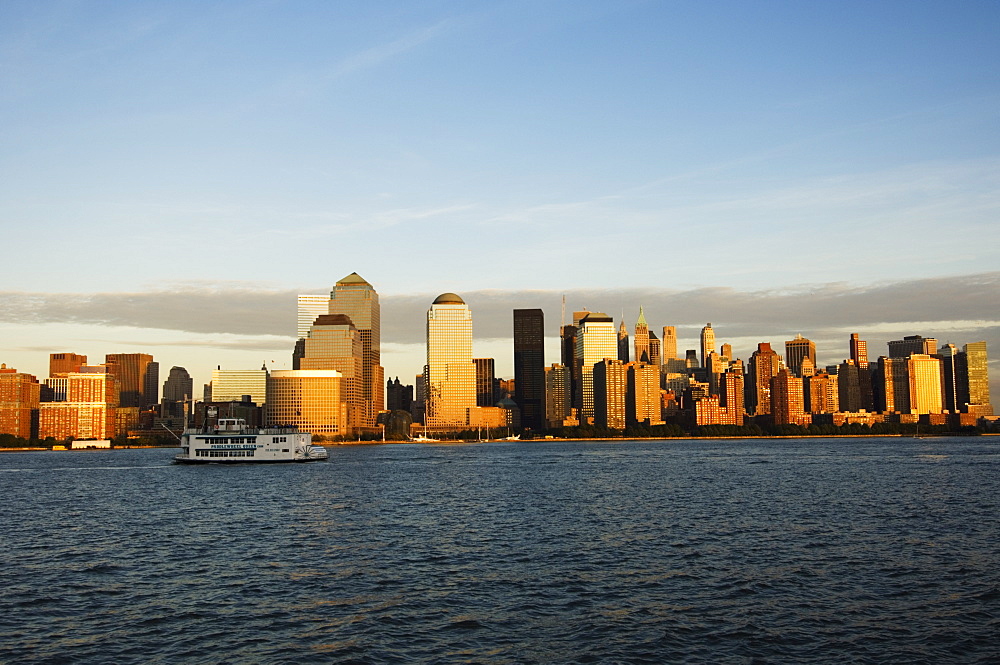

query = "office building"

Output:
[[700, 323, 716, 368], [849, 333, 868, 369], [634, 308, 650, 364], [210, 368, 267, 404], [647, 331, 661, 368], [784, 334, 816, 378], [964, 341, 992, 414], [105, 353, 157, 408], [297, 295, 330, 340], [908, 354, 944, 414], [874, 356, 909, 413], [266, 370, 345, 437], [662, 326, 678, 362], [386, 377, 413, 412], [425, 293, 476, 428], [807, 372, 840, 414], [513, 309, 545, 431], [593, 359, 626, 430], [327, 273, 384, 427], [299, 314, 363, 432], [575, 312, 618, 423], [544, 363, 575, 428], [474, 358, 497, 407], [626, 362, 663, 427], [618, 320, 630, 362], [162, 366, 193, 403], [888, 335, 938, 358], [38, 370, 118, 440]]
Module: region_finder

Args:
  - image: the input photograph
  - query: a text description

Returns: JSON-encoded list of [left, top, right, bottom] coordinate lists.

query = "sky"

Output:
[[1, 0, 998, 400]]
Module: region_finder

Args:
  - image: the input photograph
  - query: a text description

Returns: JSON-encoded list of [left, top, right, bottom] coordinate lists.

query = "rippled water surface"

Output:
[[2, 438, 999, 664]]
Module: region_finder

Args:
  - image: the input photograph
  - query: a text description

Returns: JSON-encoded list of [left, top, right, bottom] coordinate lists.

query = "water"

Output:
[[2, 438, 999, 664]]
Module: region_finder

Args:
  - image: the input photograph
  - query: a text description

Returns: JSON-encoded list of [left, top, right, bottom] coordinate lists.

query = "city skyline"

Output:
[[1, 2, 998, 396]]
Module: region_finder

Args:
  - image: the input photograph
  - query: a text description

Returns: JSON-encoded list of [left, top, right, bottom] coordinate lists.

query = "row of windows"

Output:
[[195, 449, 257, 458], [196, 436, 256, 444]]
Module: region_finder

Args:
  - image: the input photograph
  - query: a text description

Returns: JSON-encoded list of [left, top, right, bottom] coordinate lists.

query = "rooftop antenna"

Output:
[[561, 295, 566, 326]]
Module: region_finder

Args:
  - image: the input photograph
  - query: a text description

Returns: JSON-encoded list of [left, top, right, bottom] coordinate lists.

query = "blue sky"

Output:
[[1, 1, 998, 396]]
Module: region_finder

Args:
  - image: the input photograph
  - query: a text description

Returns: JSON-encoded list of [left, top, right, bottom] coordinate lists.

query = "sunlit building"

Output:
[[299, 314, 363, 433], [544, 363, 575, 428], [908, 354, 944, 415], [575, 312, 618, 423], [634, 308, 650, 364], [105, 353, 158, 408], [888, 335, 937, 358], [784, 334, 816, 378], [964, 341, 992, 414], [626, 362, 663, 427], [296, 294, 330, 340], [328, 273, 384, 427], [0, 365, 40, 439], [771, 369, 810, 426], [425, 293, 476, 428], [210, 368, 267, 404], [746, 343, 782, 416], [266, 369, 345, 437], [700, 323, 716, 368], [38, 370, 118, 440], [807, 372, 840, 414], [49, 353, 87, 378], [593, 359, 627, 430]]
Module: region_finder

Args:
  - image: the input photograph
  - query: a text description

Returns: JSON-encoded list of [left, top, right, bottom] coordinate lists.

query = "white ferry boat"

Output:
[[174, 418, 329, 464]]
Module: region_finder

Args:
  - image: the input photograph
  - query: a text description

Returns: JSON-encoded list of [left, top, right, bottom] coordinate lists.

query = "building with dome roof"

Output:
[[425, 293, 476, 429]]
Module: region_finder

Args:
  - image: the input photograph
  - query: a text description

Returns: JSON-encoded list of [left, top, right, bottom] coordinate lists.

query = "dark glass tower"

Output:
[[513, 309, 545, 431]]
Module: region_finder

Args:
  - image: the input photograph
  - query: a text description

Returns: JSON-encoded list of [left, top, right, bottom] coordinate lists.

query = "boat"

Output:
[[173, 418, 328, 464]]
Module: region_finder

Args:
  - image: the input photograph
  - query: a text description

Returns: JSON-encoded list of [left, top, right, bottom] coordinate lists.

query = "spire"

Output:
[[636, 306, 647, 327], [336, 272, 370, 285]]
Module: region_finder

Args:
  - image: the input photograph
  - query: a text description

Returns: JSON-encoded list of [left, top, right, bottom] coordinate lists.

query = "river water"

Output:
[[2, 437, 998, 664]]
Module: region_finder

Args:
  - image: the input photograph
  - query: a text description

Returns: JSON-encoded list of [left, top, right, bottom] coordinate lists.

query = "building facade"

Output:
[[425, 293, 476, 428], [513, 308, 545, 431]]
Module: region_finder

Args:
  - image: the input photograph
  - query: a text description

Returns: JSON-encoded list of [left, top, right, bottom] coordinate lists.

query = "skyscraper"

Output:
[[328, 273, 384, 427], [771, 368, 808, 426], [0, 365, 40, 439], [210, 368, 267, 404], [662, 326, 678, 361], [49, 353, 87, 378], [908, 354, 944, 414], [544, 363, 573, 429], [626, 361, 662, 426], [104, 353, 157, 408], [618, 320, 630, 362], [297, 295, 330, 340], [875, 356, 909, 413], [700, 323, 716, 368], [634, 308, 650, 364], [575, 312, 618, 423], [425, 293, 476, 428], [784, 334, 816, 378], [299, 314, 363, 432], [746, 343, 781, 416], [593, 358, 626, 430], [888, 335, 938, 358], [473, 358, 497, 407], [964, 341, 992, 414], [162, 366, 193, 403], [513, 309, 545, 431], [849, 333, 868, 369]]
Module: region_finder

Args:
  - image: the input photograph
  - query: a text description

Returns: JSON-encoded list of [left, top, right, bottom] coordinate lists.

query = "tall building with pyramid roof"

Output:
[[327, 273, 384, 428]]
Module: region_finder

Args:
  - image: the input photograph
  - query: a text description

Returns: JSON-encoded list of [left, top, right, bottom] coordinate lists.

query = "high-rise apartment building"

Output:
[[328, 273, 384, 427], [634, 308, 650, 364], [700, 324, 716, 368], [647, 331, 661, 368], [210, 368, 267, 404], [513, 309, 545, 431], [746, 343, 782, 416], [575, 312, 618, 423], [425, 293, 476, 428], [837, 359, 874, 412], [807, 372, 839, 414], [771, 369, 809, 426], [105, 353, 157, 408], [266, 370, 345, 437], [784, 334, 816, 378], [38, 370, 118, 440], [0, 365, 40, 439], [720, 366, 745, 425]]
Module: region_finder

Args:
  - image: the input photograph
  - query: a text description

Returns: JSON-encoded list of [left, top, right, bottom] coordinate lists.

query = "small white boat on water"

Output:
[[174, 418, 328, 464]]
